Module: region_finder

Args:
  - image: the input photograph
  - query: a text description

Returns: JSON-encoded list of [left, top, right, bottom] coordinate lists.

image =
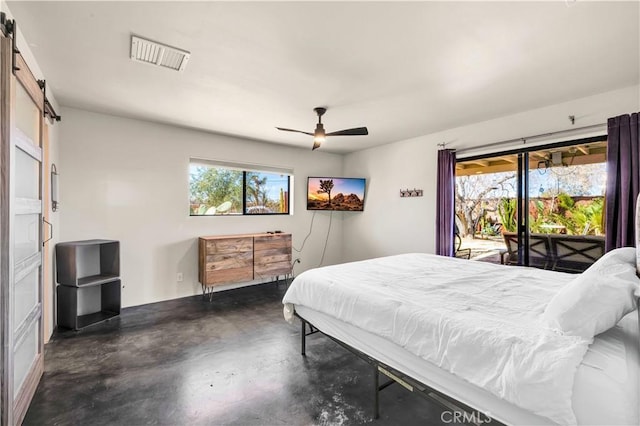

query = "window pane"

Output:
[[14, 213, 40, 265], [14, 320, 39, 394], [15, 148, 40, 200], [14, 268, 39, 329], [245, 172, 289, 214], [15, 83, 41, 147], [528, 151, 606, 236], [189, 165, 243, 215]]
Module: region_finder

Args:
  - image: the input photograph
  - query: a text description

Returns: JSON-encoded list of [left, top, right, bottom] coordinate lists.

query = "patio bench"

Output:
[[548, 234, 605, 273], [501, 232, 605, 273], [502, 232, 552, 269]]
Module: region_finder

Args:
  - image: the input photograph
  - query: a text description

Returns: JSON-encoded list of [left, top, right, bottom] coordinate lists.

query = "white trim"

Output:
[[457, 131, 607, 160], [190, 157, 293, 175]]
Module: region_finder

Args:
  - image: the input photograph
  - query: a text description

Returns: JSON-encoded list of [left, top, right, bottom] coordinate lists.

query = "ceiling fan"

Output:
[[276, 107, 368, 150]]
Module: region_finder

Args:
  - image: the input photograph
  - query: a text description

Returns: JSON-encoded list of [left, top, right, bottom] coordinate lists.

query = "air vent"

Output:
[[130, 35, 190, 72]]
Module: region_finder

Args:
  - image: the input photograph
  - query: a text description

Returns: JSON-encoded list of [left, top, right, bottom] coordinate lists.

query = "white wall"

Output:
[[343, 85, 640, 262], [59, 107, 344, 308], [342, 137, 439, 260]]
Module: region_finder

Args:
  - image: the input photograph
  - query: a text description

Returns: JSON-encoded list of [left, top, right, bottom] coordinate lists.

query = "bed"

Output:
[[282, 206, 640, 425]]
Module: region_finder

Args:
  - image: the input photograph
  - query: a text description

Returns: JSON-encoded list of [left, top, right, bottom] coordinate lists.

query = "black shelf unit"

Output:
[[55, 240, 121, 330]]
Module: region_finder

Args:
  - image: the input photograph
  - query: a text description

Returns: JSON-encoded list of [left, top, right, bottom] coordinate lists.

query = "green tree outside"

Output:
[[189, 166, 242, 214]]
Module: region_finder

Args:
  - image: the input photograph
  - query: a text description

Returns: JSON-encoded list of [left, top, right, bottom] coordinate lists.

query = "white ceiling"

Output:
[[6, 1, 640, 153]]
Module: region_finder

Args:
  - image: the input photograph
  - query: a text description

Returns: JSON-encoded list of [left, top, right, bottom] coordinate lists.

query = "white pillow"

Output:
[[542, 247, 639, 339]]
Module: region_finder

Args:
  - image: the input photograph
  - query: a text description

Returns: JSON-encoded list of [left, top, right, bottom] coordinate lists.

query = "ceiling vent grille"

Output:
[[130, 35, 190, 72]]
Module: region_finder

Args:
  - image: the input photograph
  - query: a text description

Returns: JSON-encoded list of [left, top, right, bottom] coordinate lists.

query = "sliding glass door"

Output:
[[455, 137, 607, 270]]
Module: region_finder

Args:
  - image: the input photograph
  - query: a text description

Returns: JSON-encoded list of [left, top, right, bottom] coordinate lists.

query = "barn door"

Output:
[[1, 31, 45, 426]]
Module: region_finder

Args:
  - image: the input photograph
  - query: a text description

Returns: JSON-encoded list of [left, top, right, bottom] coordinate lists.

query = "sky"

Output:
[[251, 172, 289, 200], [307, 177, 366, 200], [458, 163, 606, 199]]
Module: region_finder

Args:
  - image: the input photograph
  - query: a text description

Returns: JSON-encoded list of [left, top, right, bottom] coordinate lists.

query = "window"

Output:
[[454, 136, 607, 270], [189, 159, 291, 216]]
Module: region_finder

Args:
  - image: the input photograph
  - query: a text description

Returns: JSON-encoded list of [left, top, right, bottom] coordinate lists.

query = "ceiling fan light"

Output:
[[313, 124, 326, 145]]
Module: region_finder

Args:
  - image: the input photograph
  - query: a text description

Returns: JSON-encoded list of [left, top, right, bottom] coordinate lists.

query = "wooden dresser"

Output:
[[198, 233, 292, 297]]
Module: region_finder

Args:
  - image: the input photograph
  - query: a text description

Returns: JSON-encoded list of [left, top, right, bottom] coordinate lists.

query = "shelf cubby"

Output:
[[56, 239, 119, 287], [56, 280, 121, 330], [55, 240, 121, 330]]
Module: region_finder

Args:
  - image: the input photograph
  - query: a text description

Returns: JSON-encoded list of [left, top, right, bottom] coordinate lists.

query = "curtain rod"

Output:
[[452, 122, 607, 155]]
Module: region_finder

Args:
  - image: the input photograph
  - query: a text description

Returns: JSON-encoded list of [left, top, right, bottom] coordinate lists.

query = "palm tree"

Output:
[[247, 174, 268, 207]]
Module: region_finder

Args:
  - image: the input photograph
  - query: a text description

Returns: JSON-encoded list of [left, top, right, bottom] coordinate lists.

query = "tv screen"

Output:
[[307, 177, 366, 211]]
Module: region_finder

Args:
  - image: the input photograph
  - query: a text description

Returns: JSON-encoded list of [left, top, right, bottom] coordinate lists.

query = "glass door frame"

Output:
[[458, 134, 607, 267], [517, 152, 529, 267]]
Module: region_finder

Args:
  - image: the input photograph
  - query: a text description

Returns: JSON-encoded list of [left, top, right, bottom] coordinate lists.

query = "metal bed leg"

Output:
[[301, 319, 306, 356], [373, 365, 380, 419]]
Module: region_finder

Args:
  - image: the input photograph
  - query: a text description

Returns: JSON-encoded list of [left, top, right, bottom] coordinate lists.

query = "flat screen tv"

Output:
[[307, 177, 366, 211]]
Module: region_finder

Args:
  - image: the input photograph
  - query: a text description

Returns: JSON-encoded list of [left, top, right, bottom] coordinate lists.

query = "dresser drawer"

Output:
[[205, 251, 253, 271], [254, 261, 291, 278], [254, 234, 291, 251], [206, 237, 253, 255], [205, 267, 253, 285]]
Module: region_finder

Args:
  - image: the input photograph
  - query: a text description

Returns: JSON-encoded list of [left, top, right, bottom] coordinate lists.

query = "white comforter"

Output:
[[282, 253, 592, 425]]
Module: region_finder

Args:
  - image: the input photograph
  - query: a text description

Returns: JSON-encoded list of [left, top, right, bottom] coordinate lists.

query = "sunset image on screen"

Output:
[[307, 177, 365, 211]]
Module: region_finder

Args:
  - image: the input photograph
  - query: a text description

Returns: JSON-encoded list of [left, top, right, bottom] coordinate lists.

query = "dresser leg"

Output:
[[201, 285, 215, 302]]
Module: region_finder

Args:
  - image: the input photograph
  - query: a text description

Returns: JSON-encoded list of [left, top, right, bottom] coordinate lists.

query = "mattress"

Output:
[[295, 305, 639, 426]]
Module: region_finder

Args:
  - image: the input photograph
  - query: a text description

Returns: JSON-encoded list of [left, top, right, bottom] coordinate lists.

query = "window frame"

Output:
[[189, 159, 292, 217], [455, 134, 607, 268]]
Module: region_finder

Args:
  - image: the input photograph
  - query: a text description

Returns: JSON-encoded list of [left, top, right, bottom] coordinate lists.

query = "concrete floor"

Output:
[[25, 282, 450, 426]]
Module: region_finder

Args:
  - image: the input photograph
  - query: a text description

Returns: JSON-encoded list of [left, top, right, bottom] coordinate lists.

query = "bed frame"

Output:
[[296, 297, 640, 425], [296, 312, 504, 425]]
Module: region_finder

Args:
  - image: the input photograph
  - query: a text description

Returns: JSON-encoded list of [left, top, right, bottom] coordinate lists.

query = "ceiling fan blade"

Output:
[[326, 127, 369, 137], [276, 127, 314, 136], [312, 140, 322, 150]]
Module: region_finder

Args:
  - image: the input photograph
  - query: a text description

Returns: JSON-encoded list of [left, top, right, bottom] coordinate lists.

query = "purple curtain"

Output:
[[605, 112, 640, 251], [436, 149, 456, 256]]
